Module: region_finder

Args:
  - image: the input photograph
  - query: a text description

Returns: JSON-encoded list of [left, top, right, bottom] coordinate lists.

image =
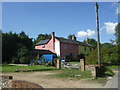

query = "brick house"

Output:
[[35, 32, 79, 59], [35, 32, 93, 59]]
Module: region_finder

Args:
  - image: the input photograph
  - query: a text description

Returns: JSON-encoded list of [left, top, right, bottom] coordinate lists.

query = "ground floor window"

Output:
[[84, 47, 86, 51]]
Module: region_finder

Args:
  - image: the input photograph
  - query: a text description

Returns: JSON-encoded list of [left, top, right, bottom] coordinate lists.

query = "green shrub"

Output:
[[53, 58, 58, 67], [45, 61, 51, 67], [78, 54, 85, 59], [85, 49, 98, 64], [104, 67, 114, 76], [11, 56, 18, 64], [110, 53, 118, 64], [86, 45, 118, 65], [41, 57, 45, 65]]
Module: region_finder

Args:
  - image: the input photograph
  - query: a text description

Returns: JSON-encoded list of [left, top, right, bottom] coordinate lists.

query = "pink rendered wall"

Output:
[[60, 42, 79, 59], [35, 38, 59, 53]]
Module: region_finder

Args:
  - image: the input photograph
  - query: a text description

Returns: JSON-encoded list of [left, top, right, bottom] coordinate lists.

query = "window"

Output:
[[73, 45, 76, 49], [70, 53, 73, 56], [84, 47, 86, 51], [73, 53, 76, 57], [64, 52, 66, 56], [64, 44, 67, 49], [42, 45, 45, 48], [90, 48, 92, 51]]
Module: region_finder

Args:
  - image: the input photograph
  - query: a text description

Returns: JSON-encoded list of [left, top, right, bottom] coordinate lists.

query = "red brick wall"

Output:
[[60, 42, 79, 59]]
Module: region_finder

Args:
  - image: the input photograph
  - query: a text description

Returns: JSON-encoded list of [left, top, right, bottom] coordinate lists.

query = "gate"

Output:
[[61, 62, 80, 70]]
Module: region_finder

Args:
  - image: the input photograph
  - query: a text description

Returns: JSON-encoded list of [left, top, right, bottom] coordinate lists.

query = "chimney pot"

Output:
[[72, 35, 76, 41]]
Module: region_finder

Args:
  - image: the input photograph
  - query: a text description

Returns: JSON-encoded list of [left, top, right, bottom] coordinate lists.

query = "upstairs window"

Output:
[[42, 45, 45, 48], [73, 45, 76, 49], [64, 44, 67, 49]]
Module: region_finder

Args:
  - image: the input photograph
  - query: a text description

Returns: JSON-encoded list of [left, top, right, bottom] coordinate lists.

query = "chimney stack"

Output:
[[52, 32, 55, 37], [72, 35, 76, 41], [52, 32, 55, 51]]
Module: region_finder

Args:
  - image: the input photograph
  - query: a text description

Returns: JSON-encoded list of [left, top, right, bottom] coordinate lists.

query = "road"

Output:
[[105, 70, 119, 88]]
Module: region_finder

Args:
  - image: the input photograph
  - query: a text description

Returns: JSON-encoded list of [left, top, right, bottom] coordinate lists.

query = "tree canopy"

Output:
[[67, 35, 73, 39], [115, 23, 120, 43], [2, 31, 33, 63], [86, 44, 118, 65]]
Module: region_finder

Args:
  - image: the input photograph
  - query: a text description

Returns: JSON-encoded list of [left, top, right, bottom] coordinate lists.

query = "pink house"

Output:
[[35, 32, 79, 59]]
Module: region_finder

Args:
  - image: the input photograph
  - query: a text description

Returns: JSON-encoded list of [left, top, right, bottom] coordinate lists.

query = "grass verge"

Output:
[[105, 65, 119, 70], [49, 69, 92, 80], [1, 64, 58, 72], [103, 65, 119, 76], [70, 62, 79, 64]]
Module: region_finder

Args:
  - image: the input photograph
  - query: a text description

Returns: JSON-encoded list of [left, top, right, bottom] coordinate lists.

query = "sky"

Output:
[[2, 2, 119, 43]]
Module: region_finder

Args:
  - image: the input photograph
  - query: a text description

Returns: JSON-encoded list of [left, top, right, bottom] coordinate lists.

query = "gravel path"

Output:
[[2, 71, 105, 88]]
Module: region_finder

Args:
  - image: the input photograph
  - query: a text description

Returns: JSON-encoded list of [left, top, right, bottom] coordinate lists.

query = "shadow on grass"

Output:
[[15, 68, 59, 72]]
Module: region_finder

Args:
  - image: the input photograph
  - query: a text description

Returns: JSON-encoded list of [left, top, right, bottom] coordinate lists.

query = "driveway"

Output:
[[2, 71, 105, 88]]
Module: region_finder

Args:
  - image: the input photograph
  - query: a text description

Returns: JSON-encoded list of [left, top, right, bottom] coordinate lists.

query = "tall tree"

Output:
[[101, 43, 113, 48], [0, 30, 2, 63], [2, 31, 19, 63], [18, 31, 33, 50], [115, 23, 120, 44], [12, 44, 30, 64], [67, 35, 73, 39], [2, 31, 33, 63]]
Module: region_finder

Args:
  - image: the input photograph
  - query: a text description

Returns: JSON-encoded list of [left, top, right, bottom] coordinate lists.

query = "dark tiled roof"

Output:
[[55, 37, 79, 44], [35, 36, 92, 47], [36, 39, 50, 45], [56, 37, 92, 47], [77, 41, 92, 47]]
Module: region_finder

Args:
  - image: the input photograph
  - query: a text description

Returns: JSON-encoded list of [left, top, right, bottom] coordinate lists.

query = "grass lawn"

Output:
[[1, 64, 58, 72], [49, 69, 92, 80], [70, 61, 80, 64], [105, 65, 119, 70]]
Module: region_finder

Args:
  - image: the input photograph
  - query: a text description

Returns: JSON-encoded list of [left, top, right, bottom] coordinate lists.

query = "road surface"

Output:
[[105, 70, 119, 88]]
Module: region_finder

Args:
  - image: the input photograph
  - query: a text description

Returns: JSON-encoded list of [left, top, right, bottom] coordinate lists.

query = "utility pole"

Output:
[[95, 2, 101, 68]]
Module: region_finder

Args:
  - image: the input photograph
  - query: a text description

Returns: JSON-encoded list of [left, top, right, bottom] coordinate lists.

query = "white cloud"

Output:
[[77, 29, 95, 38], [112, 3, 117, 6], [101, 22, 118, 34], [116, 3, 120, 14], [116, 7, 120, 14], [111, 2, 120, 14]]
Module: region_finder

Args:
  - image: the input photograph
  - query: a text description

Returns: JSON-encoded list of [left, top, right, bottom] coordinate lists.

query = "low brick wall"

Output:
[[85, 65, 105, 77], [85, 65, 99, 71], [1, 75, 13, 79], [0, 75, 13, 89], [56, 59, 61, 69]]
